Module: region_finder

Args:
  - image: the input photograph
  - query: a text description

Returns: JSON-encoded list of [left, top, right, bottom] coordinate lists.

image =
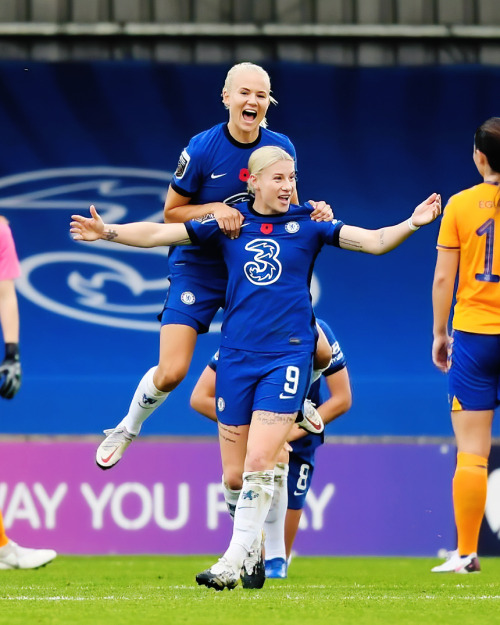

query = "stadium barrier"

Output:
[[0, 439, 457, 556]]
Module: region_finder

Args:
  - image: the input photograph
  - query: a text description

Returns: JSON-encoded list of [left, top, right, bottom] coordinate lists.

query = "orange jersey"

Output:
[[437, 182, 500, 333]]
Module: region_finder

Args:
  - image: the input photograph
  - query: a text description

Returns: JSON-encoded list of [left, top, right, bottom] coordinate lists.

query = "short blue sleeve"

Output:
[[316, 319, 347, 375], [171, 138, 204, 198], [185, 216, 222, 248], [320, 220, 344, 247]]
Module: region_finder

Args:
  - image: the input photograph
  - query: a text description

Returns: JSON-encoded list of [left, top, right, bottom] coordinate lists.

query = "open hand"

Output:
[[70, 205, 104, 241], [411, 193, 442, 227]]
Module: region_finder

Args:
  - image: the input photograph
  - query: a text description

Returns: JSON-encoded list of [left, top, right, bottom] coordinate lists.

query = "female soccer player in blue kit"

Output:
[[71, 145, 441, 590], [189, 318, 352, 579], [95, 62, 332, 473]]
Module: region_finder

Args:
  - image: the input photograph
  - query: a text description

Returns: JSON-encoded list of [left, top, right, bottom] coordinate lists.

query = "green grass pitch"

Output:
[[1, 555, 499, 625]]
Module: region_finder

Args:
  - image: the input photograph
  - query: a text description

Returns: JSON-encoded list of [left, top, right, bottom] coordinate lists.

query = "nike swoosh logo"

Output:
[[304, 415, 323, 431], [211, 173, 227, 179], [279, 393, 295, 399], [293, 491, 305, 496], [101, 449, 118, 464]]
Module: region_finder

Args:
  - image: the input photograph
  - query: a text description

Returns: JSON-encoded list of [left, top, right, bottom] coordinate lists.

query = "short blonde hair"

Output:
[[247, 146, 294, 193], [221, 62, 277, 128]]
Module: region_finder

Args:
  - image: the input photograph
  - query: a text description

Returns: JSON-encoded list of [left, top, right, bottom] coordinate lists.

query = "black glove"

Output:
[[0, 343, 21, 399]]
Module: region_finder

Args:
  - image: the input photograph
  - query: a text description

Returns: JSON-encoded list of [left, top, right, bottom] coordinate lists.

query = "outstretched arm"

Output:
[[338, 193, 441, 255], [71, 205, 191, 248]]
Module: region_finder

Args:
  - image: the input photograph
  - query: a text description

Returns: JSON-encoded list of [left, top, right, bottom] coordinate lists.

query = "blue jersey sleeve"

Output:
[[171, 137, 205, 198], [185, 215, 223, 248], [208, 350, 219, 372], [314, 218, 344, 247], [316, 319, 347, 376]]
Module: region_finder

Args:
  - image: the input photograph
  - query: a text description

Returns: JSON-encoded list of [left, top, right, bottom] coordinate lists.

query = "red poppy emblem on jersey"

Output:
[[261, 223, 273, 234], [239, 168, 250, 182]]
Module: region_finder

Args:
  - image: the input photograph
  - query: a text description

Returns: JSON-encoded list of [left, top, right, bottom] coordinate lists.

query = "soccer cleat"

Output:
[[196, 557, 240, 591], [295, 399, 324, 434], [96, 426, 136, 470], [265, 557, 288, 579], [431, 550, 481, 574], [0, 540, 57, 570], [241, 540, 266, 589]]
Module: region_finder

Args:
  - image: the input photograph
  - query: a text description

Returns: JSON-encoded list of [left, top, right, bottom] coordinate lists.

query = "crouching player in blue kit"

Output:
[[71, 145, 441, 590], [271, 320, 352, 577], [189, 318, 352, 579]]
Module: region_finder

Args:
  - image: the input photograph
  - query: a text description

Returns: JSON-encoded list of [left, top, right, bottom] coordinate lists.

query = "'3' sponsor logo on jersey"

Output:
[[243, 239, 282, 286]]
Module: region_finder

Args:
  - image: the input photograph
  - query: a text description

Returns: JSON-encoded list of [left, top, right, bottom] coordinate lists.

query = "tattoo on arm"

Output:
[[339, 235, 363, 250], [103, 229, 118, 241]]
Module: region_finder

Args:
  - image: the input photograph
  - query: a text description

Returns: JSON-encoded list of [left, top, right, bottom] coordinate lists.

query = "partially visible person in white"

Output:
[[0, 216, 57, 569]]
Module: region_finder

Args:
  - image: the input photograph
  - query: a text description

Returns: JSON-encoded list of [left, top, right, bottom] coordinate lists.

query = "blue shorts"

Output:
[[159, 273, 226, 334], [287, 452, 315, 511], [215, 346, 313, 426], [448, 330, 500, 411]]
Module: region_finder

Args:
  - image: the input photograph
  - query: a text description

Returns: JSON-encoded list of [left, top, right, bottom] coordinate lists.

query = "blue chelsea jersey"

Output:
[[185, 201, 344, 354], [169, 123, 297, 277]]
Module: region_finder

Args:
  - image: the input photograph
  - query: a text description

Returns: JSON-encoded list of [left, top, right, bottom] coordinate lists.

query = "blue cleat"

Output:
[[265, 557, 287, 579]]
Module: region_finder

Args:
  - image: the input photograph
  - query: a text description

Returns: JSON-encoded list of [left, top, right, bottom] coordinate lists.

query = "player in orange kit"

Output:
[[431, 117, 500, 574]]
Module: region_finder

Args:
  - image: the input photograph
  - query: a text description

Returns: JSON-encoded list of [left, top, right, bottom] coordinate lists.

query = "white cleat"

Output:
[[0, 540, 57, 570], [96, 426, 136, 470], [295, 399, 324, 434], [196, 556, 240, 591], [431, 549, 481, 574]]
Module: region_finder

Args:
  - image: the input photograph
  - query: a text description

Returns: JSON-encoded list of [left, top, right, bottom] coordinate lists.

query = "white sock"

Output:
[[119, 366, 169, 435], [264, 463, 288, 560], [222, 477, 241, 520], [223, 470, 274, 570]]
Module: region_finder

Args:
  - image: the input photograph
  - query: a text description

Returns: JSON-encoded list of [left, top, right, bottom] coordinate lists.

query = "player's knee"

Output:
[[154, 362, 188, 391], [245, 450, 274, 473], [223, 470, 243, 491]]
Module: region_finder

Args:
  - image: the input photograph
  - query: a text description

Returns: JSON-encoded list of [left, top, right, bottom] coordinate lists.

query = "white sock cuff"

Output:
[[144, 366, 167, 398], [222, 475, 242, 494], [222, 476, 241, 519], [274, 463, 289, 479], [243, 470, 274, 488]]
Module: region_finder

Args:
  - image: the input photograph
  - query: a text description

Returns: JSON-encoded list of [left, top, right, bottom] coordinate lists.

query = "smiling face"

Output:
[[251, 159, 296, 215], [223, 68, 271, 143]]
